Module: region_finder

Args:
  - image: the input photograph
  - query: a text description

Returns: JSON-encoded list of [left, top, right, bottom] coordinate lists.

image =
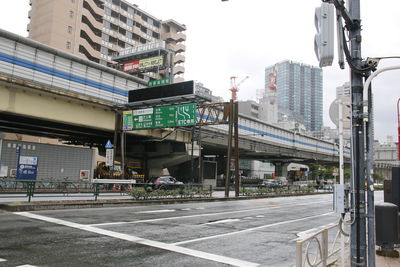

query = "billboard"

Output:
[[123, 56, 163, 72]]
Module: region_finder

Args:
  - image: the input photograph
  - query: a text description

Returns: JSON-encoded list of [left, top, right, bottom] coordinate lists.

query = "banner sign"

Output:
[[123, 56, 163, 72]]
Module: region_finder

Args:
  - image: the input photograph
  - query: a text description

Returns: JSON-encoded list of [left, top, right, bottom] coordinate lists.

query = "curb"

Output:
[[0, 192, 331, 212]]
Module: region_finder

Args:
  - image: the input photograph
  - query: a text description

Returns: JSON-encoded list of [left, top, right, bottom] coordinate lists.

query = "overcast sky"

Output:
[[0, 0, 399, 142]]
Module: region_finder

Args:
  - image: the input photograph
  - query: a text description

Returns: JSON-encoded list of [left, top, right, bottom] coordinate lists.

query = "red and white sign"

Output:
[[123, 60, 140, 72]]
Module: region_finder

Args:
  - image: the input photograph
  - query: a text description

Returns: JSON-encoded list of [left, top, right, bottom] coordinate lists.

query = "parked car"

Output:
[[276, 176, 288, 185], [260, 179, 281, 188], [148, 176, 183, 190]]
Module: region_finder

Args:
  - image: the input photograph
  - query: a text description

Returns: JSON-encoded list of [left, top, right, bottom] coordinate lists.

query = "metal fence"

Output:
[[295, 221, 349, 267], [240, 184, 333, 196], [0, 178, 212, 202]]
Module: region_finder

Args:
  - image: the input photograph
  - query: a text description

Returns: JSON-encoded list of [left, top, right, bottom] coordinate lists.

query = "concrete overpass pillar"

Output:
[[273, 162, 290, 178]]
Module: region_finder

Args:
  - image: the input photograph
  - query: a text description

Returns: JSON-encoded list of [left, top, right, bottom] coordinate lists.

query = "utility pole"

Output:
[[225, 100, 234, 197], [347, 1, 367, 265], [234, 101, 240, 197]]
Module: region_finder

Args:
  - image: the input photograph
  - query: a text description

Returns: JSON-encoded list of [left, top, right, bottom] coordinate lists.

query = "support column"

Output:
[[273, 162, 289, 178]]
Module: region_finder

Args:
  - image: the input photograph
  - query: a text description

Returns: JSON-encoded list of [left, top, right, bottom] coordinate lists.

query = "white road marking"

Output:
[[15, 212, 259, 267], [195, 207, 205, 210], [173, 212, 334, 245], [256, 215, 265, 218], [90, 200, 328, 226], [136, 209, 175, 214], [0, 258, 6, 262], [180, 208, 191, 211], [204, 219, 240, 225], [243, 217, 253, 220], [15, 265, 38, 267]]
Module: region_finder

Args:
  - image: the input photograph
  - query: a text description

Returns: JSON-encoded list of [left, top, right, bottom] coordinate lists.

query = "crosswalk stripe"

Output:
[[15, 212, 259, 267]]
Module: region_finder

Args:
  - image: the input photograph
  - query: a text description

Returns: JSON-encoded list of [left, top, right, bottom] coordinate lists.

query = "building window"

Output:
[[69, 10, 74, 18], [68, 26, 73, 33], [66, 41, 71, 49]]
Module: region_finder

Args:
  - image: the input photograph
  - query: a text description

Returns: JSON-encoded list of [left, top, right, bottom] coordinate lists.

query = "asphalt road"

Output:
[[0, 193, 384, 267]]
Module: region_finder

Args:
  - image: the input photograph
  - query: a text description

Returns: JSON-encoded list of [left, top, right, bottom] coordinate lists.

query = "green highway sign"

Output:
[[176, 103, 196, 126], [147, 78, 171, 87], [154, 105, 177, 128], [123, 103, 197, 130], [132, 108, 153, 130]]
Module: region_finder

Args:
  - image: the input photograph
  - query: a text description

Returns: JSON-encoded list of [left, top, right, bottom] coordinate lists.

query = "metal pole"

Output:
[[339, 99, 344, 185], [190, 126, 195, 183], [365, 73, 375, 267], [225, 100, 234, 198], [339, 99, 345, 267], [349, 0, 366, 265], [234, 101, 240, 197], [121, 130, 125, 180], [398, 98, 400, 160], [113, 112, 119, 175], [198, 127, 203, 184], [362, 65, 400, 266]]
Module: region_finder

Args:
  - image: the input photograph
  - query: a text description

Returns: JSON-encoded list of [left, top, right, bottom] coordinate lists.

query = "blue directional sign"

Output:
[[16, 156, 38, 180]]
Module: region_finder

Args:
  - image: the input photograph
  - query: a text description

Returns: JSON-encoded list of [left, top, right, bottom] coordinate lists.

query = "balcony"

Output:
[[162, 32, 186, 42], [172, 43, 186, 53], [173, 65, 185, 75], [173, 54, 185, 64]]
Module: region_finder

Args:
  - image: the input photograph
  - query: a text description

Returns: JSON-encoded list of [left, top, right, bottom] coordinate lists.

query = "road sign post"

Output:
[[105, 140, 113, 167]]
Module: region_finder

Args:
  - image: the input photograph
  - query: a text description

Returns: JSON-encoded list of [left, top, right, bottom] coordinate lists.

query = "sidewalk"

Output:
[[341, 247, 400, 266]]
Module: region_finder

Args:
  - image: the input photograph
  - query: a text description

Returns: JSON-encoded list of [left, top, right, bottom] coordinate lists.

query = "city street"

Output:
[[0, 193, 368, 267]]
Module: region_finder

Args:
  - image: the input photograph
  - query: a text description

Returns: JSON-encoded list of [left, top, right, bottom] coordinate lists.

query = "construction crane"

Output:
[[229, 76, 249, 101]]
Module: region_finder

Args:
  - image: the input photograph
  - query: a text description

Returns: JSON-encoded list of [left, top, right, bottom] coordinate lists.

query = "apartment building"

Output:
[[27, 0, 186, 82]]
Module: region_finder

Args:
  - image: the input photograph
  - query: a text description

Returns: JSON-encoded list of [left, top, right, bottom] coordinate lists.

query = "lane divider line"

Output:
[[14, 212, 259, 267], [0, 258, 7, 262], [136, 209, 175, 214], [204, 219, 240, 225], [172, 212, 334, 245], [89, 200, 329, 227]]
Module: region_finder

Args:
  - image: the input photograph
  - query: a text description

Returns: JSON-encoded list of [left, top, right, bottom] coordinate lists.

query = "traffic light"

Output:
[[314, 2, 334, 68]]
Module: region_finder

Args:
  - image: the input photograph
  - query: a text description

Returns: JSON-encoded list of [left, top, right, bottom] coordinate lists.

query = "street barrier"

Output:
[[295, 221, 349, 267]]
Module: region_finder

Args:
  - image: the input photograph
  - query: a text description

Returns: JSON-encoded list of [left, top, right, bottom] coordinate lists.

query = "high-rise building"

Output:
[[264, 60, 323, 131], [27, 0, 186, 82]]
